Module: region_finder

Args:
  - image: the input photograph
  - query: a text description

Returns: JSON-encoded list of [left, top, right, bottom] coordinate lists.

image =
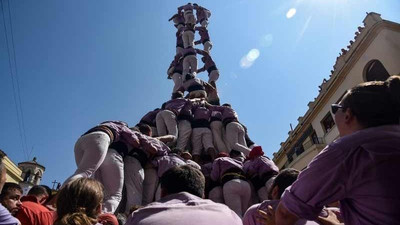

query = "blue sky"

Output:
[[1, 0, 399, 187]]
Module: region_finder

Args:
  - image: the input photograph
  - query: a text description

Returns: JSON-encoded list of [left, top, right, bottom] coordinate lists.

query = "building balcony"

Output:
[[285, 137, 326, 170]]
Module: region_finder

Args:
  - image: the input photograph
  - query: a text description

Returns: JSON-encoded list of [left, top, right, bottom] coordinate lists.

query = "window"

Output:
[[321, 112, 335, 133], [23, 170, 31, 182], [364, 60, 390, 82]]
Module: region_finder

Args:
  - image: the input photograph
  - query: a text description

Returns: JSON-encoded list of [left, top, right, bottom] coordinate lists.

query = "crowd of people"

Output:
[[1, 3, 400, 225]]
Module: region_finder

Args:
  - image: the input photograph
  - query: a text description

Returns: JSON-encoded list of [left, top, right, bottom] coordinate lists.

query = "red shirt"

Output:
[[15, 196, 56, 225]]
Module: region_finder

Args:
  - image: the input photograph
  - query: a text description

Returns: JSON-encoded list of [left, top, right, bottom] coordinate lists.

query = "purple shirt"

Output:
[[209, 106, 239, 122], [134, 131, 170, 158], [179, 47, 197, 58], [196, 49, 217, 73], [281, 125, 400, 224], [180, 77, 207, 93], [201, 162, 213, 178], [176, 28, 184, 48], [211, 157, 244, 182], [0, 204, 19, 225], [243, 156, 279, 179], [192, 105, 211, 122], [152, 153, 186, 177], [178, 3, 194, 12], [243, 200, 321, 225], [100, 121, 140, 148], [210, 110, 222, 121], [195, 27, 210, 43], [194, 5, 211, 22], [185, 159, 201, 170], [163, 98, 190, 116], [126, 192, 242, 225], [140, 109, 161, 127]]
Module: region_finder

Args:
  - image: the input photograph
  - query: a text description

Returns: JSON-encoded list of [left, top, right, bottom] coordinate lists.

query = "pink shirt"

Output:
[[152, 153, 186, 177], [211, 157, 244, 182], [126, 192, 242, 225], [243, 200, 321, 225], [281, 125, 400, 224], [243, 156, 279, 178]]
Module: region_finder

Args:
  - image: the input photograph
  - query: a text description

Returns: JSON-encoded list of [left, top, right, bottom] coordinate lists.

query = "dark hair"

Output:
[[185, 73, 195, 81], [269, 168, 299, 199], [40, 185, 54, 204], [135, 123, 152, 136], [28, 185, 48, 197], [342, 75, 400, 128], [229, 150, 242, 158], [0, 182, 22, 200], [172, 91, 184, 99], [54, 178, 103, 225], [160, 165, 205, 198], [222, 103, 231, 108]]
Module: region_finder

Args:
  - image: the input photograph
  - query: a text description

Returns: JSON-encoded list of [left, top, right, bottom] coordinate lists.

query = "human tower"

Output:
[[61, 3, 276, 221]]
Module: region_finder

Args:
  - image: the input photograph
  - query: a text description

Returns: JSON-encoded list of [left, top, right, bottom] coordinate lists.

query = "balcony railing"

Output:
[[303, 137, 325, 150]]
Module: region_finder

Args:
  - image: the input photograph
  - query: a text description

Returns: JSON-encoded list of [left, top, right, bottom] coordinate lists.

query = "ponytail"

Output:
[[55, 212, 98, 225]]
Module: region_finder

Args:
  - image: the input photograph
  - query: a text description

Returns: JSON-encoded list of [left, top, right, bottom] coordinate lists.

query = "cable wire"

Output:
[[6, 0, 30, 159], [1, 0, 28, 160]]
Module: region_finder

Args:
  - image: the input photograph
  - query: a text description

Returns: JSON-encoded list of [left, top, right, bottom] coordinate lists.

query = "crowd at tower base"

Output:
[[1, 4, 400, 225]]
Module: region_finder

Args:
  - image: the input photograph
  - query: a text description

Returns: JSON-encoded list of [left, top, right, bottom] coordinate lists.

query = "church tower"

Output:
[[18, 157, 46, 194]]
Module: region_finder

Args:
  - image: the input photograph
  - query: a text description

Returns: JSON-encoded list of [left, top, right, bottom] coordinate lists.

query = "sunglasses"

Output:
[[331, 104, 344, 114]]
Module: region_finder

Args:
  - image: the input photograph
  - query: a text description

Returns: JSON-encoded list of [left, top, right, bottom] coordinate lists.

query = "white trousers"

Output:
[[176, 46, 184, 55], [209, 186, 224, 203], [223, 179, 251, 218], [182, 30, 194, 49], [208, 69, 219, 83], [142, 166, 158, 205], [172, 73, 183, 93], [184, 11, 196, 25], [95, 148, 124, 213], [124, 156, 144, 214], [156, 110, 178, 141], [191, 127, 214, 156], [151, 126, 158, 137], [210, 121, 228, 153], [63, 131, 111, 186], [225, 122, 251, 156], [203, 40, 213, 53], [182, 55, 197, 76], [176, 120, 192, 151]]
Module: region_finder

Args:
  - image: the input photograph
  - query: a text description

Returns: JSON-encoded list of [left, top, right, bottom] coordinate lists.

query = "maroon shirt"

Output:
[[163, 98, 190, 116], [209, 106, 239, 123], [194, 5, 211, 22], [192, 105, 211, 122], [178, 3, 194, 12], [281, 125, 400, 224], [195, 27, 210, 43], [140, 109, 161, 127]]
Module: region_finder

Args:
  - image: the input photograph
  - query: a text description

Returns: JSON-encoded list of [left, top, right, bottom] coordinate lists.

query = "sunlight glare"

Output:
[[286, 8, 296, 19]]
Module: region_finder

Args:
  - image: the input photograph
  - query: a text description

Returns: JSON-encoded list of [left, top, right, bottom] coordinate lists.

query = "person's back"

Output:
[[126, 165, 242, 225], [128, 192, 241, 225]]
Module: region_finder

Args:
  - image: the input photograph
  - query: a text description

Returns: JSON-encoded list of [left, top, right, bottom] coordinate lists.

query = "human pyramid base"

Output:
[[2, 3, 400, 225]]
